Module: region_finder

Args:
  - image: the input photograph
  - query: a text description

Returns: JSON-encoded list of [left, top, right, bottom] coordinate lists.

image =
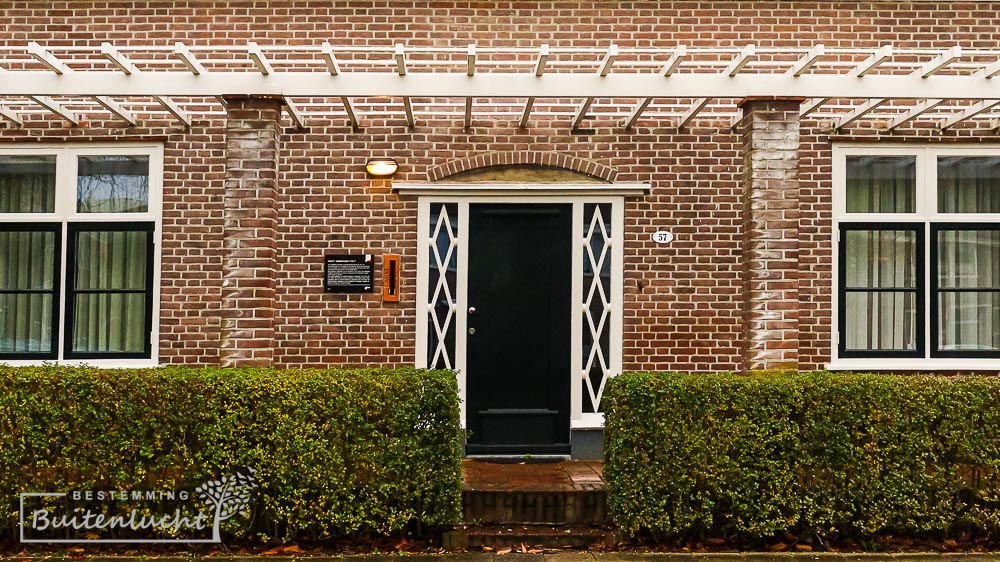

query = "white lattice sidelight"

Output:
[[426, 203, 459, 369], [582, 203, 613, 413]]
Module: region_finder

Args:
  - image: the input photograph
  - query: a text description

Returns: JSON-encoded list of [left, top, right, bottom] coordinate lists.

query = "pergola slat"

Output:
[[940, 99, 1000, 130], [2, 42, 1000, 131], [403, 97, 415, 127], [30, 96, 78, 125], [837, 98, 888, 129], [887, 98, 945, 130], [0, 103, 23, 126], [788, 44, 824, 76], [678, 97, 710, 128], [572, 97, 595, 129], [283, 98, 306, 129]]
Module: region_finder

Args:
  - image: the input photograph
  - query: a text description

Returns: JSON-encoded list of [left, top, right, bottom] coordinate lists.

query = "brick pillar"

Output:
[[221, 96, 282, 367], [738, 98, 802, 373]]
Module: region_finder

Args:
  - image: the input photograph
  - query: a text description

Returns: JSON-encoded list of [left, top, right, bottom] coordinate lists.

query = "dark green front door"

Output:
[[465, 203, 572, 454]]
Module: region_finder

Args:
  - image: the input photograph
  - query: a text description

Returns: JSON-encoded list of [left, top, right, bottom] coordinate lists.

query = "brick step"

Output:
[[442, 524, 622, 550], [463, 489, 608, 525]]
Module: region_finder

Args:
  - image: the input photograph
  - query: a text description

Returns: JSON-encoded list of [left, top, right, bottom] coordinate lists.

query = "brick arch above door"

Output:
[[426, 152, 618, 183]]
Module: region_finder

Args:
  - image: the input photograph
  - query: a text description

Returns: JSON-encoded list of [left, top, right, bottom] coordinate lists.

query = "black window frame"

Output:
[[0, 222, 62, 360], [64, 221, 155, 360], [838, 222, 925, 359], [930, 222, 1000, 359]]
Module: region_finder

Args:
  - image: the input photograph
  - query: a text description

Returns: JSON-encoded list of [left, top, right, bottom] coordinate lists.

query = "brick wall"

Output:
[[2, 2, 1000, 370]]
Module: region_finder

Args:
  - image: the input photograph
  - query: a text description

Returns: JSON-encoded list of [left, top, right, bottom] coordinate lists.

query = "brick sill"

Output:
[[0, 359, 161, 369]]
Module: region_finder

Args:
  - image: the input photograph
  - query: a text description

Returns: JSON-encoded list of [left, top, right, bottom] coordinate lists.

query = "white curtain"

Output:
[[72, 229, 147, 353], [0, 230, 56, 353]]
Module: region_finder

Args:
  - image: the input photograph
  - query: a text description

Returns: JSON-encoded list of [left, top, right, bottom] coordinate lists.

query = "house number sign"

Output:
[[652, 230, 674, 244], [324, 254, 375, 293]]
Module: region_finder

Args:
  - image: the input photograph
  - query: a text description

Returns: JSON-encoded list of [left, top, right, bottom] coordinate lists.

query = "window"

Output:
[[833, 146, 1000, 367], [0, 146, 161, 364]]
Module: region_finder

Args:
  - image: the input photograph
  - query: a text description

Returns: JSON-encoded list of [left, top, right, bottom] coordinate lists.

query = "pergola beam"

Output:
[[93, 96, 137, 126], [940, 99, 1000, 130], [464, 97, 473, 128], [919, 46, 962, 78], [248, 42, 274, 75], [321, 42, 340, 75], [341, 96, 358, 128], [976, 58, 1000, 79], [153, 96, 192, 127], [534, 44, 550, 76], [519, 97, 535, 128], [101, 42, 138, 75], [677, 97, 710, 128], [572, 97, 595, 129], [837, 98, 888, 129], [174, 42, 206, 75], [787, 44, 824, 76], [0, 103, 23, 126], [598, 44, 619, 77], [467, 44, 476, 77], [5, 72, 1000, 99], [659, 45, 687, 77], [724, 44, 756, 76], [403, 96, 415, 127], [850, 45, 893, 77], [27, 42, 70, 74], [395, 43, 407, 76], [30, 96, 79, 125], [800, 97, 828, 117], [886, 98, 944, 130], [283, 98, 306, 129], [622, 97, 652, 128]]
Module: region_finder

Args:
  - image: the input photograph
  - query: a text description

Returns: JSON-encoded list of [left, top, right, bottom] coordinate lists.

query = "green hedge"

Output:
[[0, 366, 463, 542], [604, 372, 1000, 540]]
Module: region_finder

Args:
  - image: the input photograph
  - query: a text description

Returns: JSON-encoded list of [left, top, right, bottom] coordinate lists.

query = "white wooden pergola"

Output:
[[0, 42, 998, 131]]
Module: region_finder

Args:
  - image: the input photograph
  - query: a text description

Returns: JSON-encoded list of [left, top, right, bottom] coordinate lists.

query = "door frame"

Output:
[[404, 184, 647, 430]]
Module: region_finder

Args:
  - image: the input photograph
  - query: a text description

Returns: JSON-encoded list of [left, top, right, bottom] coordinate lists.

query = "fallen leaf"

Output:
[[481, 546, 494, 552], [769, 542, 788, 551], [528, 549, 544, 554], [795, 544, 813, 552], [261, 548, 281, 555], [496, 547, 512, 555], [520, 542, 527, 553], [944, 539, 958, 548], [705, 538, 726, 545], [281, 544, 304, 554]]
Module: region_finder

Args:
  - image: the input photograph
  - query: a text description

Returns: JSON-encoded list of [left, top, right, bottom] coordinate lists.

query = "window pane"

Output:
[[77, 155, 149, 213], [75, 230, 147, 290], [0, 229, 57, 355], [72, 293, 146, 353], [844, 291, 918, 352], [938, 156, 1000, 213], [0, 293, 55, 353], [844, 229, 917, 288], [0, 230, 56, 290], [846, 156, 916, 213], [0, 155, 56, 213], [938, 292, 1000, 352], [937, 230, 1000, 289]]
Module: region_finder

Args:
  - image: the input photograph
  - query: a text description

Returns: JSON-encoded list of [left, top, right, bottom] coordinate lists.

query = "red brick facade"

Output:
[[2, 2, 1000, 372]]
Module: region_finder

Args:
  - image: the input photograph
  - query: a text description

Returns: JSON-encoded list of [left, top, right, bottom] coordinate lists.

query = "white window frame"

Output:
[[829, 143, 1000, 371], [407, 186, 638, 430], [0, 143, 163, 367]]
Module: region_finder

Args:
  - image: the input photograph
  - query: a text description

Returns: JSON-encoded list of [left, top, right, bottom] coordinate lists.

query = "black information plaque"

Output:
[[324, 254, 375, 293]]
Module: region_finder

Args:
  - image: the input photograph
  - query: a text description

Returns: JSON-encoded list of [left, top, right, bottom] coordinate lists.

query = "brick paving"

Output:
[[463, 459, 605, 492]]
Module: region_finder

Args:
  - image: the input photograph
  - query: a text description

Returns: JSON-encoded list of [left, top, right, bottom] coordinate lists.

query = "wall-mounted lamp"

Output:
[[365, 158, 398, 177]]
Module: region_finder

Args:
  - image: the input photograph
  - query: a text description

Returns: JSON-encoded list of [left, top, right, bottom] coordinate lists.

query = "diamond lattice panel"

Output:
[[582, 203, 612, 413], [427, 203, 458, 369]]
